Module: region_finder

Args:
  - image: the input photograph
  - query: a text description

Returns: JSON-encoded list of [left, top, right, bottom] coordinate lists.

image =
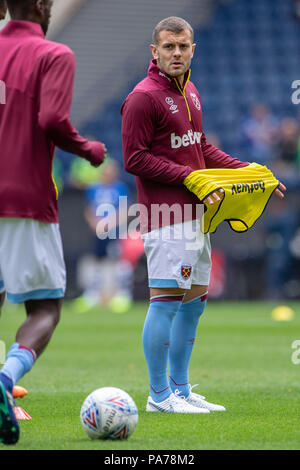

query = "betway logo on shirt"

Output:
[[171, 130, 202, 149]]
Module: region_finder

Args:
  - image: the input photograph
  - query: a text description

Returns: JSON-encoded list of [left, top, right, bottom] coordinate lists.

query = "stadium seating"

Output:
[[73, 0, 300, 170], [55, 0, 300, 300]]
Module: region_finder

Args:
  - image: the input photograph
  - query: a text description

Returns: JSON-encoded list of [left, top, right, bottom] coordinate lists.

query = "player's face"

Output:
[[150, 29, 196, 84], [0, 0, 7, 20]]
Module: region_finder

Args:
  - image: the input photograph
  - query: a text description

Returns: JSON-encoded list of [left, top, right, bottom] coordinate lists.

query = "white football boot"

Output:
[[146, 392, 210, 414], [175, 385, 226, 411]]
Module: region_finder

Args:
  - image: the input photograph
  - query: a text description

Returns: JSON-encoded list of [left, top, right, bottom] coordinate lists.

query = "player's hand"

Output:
[[203, 188, 224, 205], [89, 142, 107, 167], [274, 182, 286, 199]]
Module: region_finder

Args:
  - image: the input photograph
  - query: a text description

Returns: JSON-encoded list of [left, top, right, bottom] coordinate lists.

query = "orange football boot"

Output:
[[12, 385, 28, 399]]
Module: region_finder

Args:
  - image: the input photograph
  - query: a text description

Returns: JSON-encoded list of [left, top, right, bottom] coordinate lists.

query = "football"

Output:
[[80, 387, 138, 440]]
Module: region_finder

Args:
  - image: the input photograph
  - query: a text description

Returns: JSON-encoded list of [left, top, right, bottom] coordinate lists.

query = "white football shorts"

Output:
[[0, 218, 66, 303], [141, 219, 211, 289]]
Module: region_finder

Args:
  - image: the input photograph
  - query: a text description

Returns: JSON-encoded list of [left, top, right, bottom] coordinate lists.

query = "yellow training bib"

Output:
[[184, 163, 279, 233]]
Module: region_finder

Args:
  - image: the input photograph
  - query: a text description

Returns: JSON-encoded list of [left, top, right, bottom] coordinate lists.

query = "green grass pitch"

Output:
[[0, 299, 300, 450]]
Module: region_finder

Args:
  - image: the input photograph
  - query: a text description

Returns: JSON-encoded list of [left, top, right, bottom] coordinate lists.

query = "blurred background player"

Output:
[[74, 157, 132, 313], [121, 16, 285, 414], [0, 0, 106, 444], [240, 103, 279, 164]]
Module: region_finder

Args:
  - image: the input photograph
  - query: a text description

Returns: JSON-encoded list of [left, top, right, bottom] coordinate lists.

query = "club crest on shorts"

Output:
[[181, 265, 192, 280]]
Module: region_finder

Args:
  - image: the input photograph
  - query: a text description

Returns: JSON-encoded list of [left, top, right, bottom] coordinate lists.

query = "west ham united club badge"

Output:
[[190, 92, 201, 110], [181, 265, 192, 279]]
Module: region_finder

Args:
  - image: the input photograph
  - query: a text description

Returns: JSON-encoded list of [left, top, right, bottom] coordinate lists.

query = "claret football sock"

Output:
[[169, 293, 207, 397], [142, 295, 184, 403], [0, 343, 36, 387]]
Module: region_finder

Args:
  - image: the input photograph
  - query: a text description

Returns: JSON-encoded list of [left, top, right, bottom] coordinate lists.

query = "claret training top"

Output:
[[0, 21, 105, 223], [121, 59, 247, 233]]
